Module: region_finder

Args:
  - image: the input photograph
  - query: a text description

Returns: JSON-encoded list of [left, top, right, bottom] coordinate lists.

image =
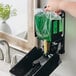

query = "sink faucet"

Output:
[[0, 48, 4, 60], [0, 40, 11, 63]]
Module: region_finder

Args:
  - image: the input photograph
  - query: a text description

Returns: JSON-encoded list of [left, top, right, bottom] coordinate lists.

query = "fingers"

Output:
[[44, 0, 62, 12], [44, 5, 52, 11], [44, 6, 62, 15], [55, 10, 62, 15]]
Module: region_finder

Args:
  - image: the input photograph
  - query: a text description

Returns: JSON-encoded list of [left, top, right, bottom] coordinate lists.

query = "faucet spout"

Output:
[[0, 48, 4, 60], [0, 40, 11, 63]]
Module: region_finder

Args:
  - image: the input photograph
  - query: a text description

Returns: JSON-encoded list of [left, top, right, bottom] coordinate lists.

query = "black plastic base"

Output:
[[10, 47, 60, 76]]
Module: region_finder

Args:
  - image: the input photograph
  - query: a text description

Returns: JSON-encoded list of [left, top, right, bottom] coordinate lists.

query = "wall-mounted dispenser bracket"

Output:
[[10, 11, 65, 76]]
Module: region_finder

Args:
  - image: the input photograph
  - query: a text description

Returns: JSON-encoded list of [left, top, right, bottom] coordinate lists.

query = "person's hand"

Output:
[[45, 0, 62, 14]]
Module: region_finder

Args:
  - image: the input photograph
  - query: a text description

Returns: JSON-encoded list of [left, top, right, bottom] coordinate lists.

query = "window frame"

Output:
[[0, 0, 37, 52]]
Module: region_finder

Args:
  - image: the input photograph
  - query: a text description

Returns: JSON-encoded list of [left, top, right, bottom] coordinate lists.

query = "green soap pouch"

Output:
[[35, 11, 62, 42]]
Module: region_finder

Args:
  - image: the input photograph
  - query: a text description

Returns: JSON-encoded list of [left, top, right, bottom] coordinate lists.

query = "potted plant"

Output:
[[0, 3, 17, 33]]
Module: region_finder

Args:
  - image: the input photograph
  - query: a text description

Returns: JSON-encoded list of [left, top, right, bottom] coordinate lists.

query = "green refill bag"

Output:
[[53, 20, 63, 34], [35, 12, 62, 42]]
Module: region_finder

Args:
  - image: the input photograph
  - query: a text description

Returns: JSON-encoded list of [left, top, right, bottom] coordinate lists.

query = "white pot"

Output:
[[0, 21, 12, 34]]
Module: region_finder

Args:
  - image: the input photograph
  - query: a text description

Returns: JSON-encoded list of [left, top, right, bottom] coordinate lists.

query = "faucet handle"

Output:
[[11, 54, 24, 68]]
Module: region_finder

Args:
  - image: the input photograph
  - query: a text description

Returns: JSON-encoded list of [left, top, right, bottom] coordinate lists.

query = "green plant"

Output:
[[0, 3, 17, 21]]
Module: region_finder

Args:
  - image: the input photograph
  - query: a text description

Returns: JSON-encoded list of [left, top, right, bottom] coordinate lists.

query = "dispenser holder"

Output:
[[10, 11, 65, 76]]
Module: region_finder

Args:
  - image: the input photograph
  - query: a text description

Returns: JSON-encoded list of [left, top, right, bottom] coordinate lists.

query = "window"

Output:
[[0, 0, 28, 36], [0, 0, 37, 51]]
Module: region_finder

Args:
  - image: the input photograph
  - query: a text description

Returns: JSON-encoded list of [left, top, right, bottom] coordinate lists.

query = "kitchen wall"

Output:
[[65, 13, 76, 61]]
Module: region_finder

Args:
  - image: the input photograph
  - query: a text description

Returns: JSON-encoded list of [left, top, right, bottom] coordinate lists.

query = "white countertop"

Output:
[[50, 60, 76, 76], [0, 60, 11, 76]]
